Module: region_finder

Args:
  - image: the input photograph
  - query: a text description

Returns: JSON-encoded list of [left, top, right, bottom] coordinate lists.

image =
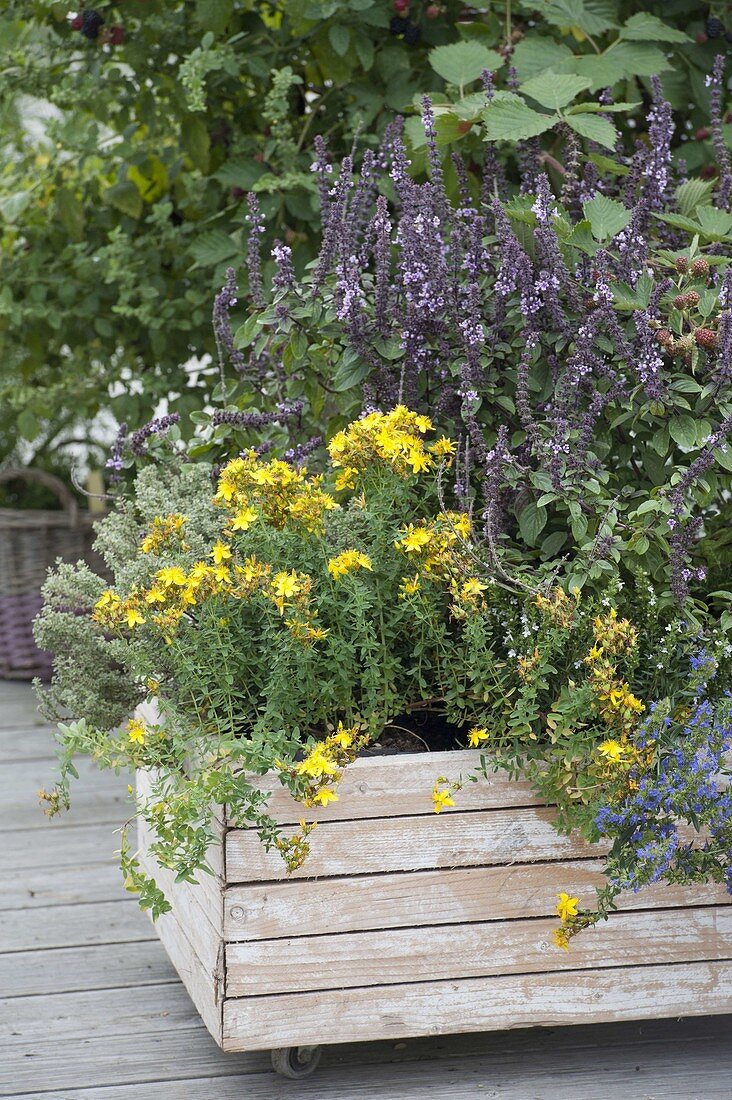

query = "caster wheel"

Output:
[[271, 1045, 322, 1079]]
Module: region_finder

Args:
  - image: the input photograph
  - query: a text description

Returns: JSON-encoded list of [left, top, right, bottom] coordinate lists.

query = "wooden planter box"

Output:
[[137, 750, 732, 1057]]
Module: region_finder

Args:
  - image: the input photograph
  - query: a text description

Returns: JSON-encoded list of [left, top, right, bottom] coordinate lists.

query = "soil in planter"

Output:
[[360, 710, 463, 756]]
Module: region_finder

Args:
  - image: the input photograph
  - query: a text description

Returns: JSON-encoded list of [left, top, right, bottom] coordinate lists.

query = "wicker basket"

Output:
[[0, 468, 107, 681]]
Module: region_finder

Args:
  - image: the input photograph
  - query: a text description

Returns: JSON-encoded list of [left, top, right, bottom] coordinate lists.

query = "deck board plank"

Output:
[[1, 682, 731, 1098]]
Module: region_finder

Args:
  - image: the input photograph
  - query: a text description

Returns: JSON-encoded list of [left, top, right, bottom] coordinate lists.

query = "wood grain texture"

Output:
[[223, 960, 732, 1051], [13, 1025, 732, 1100], [225, 806, 599, 883], [225, 906, 732, 996], [0, 940, 175, 997], [0, 821, 124, 872], [0, 757, 128, 830], [242, 751, 543, 825], [2, 859, 123, 910], [0, 898, 152, 952], [224, 859, 732, 941]]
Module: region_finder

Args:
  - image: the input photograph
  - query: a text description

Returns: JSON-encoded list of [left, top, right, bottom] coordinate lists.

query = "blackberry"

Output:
[[696, 126, 711, 141], [695, 327, 718, 349], [109, 25, 124, 46], [675, 257, 688, 273], [81, 9, 104, 39], [393, 0, 410, 12], [696, 31, 709, 44], [426, 3, 441, 17], [403, 22, 421, 45], [673, 293, 688, 310], [685, 290, 701, 307], [705, 16, 724, 38], [655, 329, 673, 346], [389, 15, 408, 34], [691, 257, 710, 277], [71, 14, 83, 30]]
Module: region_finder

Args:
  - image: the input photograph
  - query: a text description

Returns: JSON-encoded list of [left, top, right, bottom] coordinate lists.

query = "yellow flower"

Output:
[[96, 589, 120, 609], [146, 678, 160, 694], [553, 927, 570, 951], [399, 573, 421, 597], [407, 449, 433, 474], [144, 587, 166, 605], [432, 786, 455, 814], [124, 606, 146, 629], [231, 507, 258, 532], [157, 566, 187, 588], [127, 718, 146, 745], [272, 572, 301, 600], [327, 550, 373, 579], [598, 739, 624, 763], [330, 726, 353, 749], [460, 578, 488, 599], [212, 541, 232, 564], [468, 727, 489, 748], [334, 466, 359, 492], [398, 526, 432, 553], [429, 437, 457, 457], [311, 788, 340, 807], [556, 892, 579, 921], [296, 749, 339, 779]]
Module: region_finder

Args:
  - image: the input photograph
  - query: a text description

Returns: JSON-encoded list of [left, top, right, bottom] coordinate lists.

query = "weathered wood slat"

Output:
[[222, 959, 732, 1051], [225, 807, 599, 883], [0, 724, 57, 762], [242, 751, 543, 825], [225, 906, 732, 996], [13, 1029, 732, 1100], [0, 940, 176, 997], [2, 860, 123, 910], [136, 849, 222, 975], [224, 860, 732, 942], [0, 898, 152, 952], [0, 822, 124, 872], [0, 757, 128, 831], [139, 897, 224, 1044]]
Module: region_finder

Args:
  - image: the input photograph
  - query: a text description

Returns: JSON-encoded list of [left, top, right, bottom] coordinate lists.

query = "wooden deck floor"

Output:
[[1, 680, 731, 1099]]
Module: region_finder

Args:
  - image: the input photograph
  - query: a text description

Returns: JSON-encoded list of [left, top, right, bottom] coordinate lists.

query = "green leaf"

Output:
[[194, 0, 233, 33], [559, 43, 671, 93], [620, 12, 689, 43], [540, 530, 568, 557], [331, 356, 369, 392], [181, 115, 211, 173], [714, 446, 732, 473], [55, 187, 85, 242], [569, 101, 640, 114], [353, 32, 374, 71], [188, 229, 239, 268], [0, 191, 32, 223], [696, 206, 732, 238], [511, 38, 574, 81], [103, 181, 143, 219], [329, 24, 350, 56], [429, 41, 504, 87], [482, 95, 556, 142], [569, 219, 600, 256], [518, 501, 548, 546], [668, 414, 699, 451], [582, 194, 632, 240], [675, 178, 714, 219], [565, 112, 618, 151], [214, 158, 267, 190], [539, 0, 617, 36], [17, 409, 40, 441], [520, 72, 591, 111]]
